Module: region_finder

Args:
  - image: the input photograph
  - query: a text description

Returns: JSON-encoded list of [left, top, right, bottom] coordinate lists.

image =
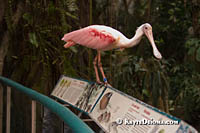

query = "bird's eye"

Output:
[[145, 27, 148, 30]]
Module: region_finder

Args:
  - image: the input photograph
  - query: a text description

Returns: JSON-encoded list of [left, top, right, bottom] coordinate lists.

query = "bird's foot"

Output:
[[95, 78, 112, 88], [96, 80, 104, 85]]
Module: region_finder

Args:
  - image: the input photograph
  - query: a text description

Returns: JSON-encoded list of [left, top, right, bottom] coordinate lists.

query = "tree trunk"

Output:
[[146, 0, 152, 21], [0, 21, 9, 133], [88, 0, 93, 79], [0, 1, 24, 132], [191, 1, 200, 36], [0, 0, 6, 131], [0, 30, 9, 132]]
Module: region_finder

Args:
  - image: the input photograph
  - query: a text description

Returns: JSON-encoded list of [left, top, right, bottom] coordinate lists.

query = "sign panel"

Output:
[[51, 75, 198, 133], [90, 88, 180, 133], [51, 76, 105, 112]]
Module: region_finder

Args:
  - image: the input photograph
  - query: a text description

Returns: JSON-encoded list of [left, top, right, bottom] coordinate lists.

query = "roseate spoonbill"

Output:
[[62, 23, 162, 85]]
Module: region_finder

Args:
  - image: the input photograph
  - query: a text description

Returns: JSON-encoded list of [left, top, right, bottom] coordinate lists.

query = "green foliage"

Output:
[[5, 0, 79, 92], [111, 55, 169, 110], [169, 63, 200, 122], [29, 33, 38, 48], [185, 38, 200, 61]]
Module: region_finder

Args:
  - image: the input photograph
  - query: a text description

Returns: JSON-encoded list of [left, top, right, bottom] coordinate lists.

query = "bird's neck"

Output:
[[126, 28, 144, 48]]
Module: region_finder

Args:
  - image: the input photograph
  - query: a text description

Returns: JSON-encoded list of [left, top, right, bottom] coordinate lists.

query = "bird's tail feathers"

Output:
[[64, 41, 76, 48]]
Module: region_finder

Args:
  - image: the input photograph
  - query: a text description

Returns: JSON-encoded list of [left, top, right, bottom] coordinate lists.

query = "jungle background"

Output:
[[0, 0, 200, 132]]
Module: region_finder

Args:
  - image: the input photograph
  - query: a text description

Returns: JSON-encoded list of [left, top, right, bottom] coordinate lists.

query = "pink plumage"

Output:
[[62, 25, 116, 51], [62, 24, 162, 85]]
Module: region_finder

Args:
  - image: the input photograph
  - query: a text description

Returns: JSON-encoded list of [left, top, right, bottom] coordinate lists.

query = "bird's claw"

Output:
[[96, 78, 112, 88], [96, 80, 103, 85]]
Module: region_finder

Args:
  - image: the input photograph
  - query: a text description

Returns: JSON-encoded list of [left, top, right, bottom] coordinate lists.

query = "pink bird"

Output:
[[62, 23, 162, 85]]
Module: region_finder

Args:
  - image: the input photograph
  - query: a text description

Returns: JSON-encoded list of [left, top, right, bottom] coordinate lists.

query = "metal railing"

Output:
[[0, 76, 94, 133]]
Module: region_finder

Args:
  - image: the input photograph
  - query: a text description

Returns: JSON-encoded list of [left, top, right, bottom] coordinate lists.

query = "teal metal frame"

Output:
[[0, 76, 94, 133]]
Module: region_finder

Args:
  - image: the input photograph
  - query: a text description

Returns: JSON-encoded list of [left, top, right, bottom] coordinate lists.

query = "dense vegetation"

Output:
[[0, 0, 199, 132]]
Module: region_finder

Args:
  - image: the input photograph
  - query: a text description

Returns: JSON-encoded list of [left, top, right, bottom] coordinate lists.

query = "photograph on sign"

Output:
[[90, 88, 134, 132], [75, 84, 106, 112]]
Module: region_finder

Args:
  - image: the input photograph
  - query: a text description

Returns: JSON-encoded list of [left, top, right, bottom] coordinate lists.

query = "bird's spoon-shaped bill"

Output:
[[144, 30, 162, 59]]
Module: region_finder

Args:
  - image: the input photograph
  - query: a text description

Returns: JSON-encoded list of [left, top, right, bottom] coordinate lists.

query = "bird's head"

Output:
[[142, 23, 162, 59]]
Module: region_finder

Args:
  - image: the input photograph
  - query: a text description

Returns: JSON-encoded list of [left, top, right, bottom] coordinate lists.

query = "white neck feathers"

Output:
[[126, 26, 144, 48]]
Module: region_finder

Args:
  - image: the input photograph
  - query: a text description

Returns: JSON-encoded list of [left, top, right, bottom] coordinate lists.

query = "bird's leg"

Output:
[[93, 54, 101, 84], [97, 51, 108, 85]]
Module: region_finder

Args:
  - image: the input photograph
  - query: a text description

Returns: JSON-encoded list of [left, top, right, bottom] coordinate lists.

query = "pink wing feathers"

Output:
[[62, 26, 116, 50]]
